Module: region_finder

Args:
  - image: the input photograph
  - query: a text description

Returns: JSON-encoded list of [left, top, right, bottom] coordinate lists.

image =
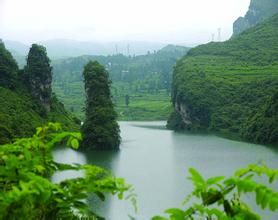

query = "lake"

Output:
[[52, 121, 278, 220]]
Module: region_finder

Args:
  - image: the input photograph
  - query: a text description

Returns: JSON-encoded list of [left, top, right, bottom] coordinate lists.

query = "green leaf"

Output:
[[256, 186, 266, 206], [269, 197, 278, 211], [165, 208, 185, 219], [269, 173, 276, 183], [95, 191, 105, 201], [152, 216, 168, 220], [207, 176, 225, 186], [71, 138, 79, 149], [261, 189, 271, 209], [188, 168, 206, 189]]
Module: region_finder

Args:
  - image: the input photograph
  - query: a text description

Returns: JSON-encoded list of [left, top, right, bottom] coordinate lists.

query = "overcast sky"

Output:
[[0, 0, 250, 45]]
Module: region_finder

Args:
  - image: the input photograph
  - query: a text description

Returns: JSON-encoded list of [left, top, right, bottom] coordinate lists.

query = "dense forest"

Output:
[[0, 42, 79, 144], [52, 45, 190, 120], [168, 13, 278, 145]]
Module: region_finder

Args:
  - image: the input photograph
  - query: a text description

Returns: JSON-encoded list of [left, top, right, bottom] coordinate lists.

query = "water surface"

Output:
[[52, 121, 278, 220]]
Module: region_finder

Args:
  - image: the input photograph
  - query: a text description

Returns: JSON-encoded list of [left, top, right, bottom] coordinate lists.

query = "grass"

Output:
[[115, 91, 172, 121], [53, 81, 172, 121]]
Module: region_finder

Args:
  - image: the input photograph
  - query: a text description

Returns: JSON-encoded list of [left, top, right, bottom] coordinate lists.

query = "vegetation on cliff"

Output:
[[24, 44, 53, 111], [168, 14, 278, 145], [0, 42, 79, 144], [81, 61, 120, 150]]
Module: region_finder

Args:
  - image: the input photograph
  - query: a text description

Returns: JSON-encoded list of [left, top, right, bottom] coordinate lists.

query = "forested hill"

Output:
[[52, 45, 190, 120], [168, 13, 278, 145], [0, 42, 79, 144], [53, 44, 189, 83]]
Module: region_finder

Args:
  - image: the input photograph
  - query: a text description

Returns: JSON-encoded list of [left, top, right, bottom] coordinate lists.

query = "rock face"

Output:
[[25, 44, 52, 112], [29, 71, 52, 111], [233, 0, 278, 35], [174, 101, 192, 126]]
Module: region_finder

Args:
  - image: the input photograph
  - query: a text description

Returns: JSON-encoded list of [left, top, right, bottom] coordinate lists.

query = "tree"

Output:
[[0, 41, 18, 89], [24, 44, 52, 112], [125, 94, 130, 107], [81, 61, 120, 150]]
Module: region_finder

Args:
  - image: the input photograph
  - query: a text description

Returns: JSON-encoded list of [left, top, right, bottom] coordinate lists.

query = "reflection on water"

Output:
[[53, 121, 278, 220], [51, 147, 86, 183]]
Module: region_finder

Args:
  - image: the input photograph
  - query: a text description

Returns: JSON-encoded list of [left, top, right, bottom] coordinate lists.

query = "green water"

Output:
[[52, 121, 278, 220]]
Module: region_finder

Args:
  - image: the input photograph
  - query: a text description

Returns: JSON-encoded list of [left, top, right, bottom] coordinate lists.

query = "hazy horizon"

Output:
[[1, 0, 250, 45]]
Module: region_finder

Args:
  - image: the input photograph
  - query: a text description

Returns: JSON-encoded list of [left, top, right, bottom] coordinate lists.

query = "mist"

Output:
[[0, 0, 250, 45]]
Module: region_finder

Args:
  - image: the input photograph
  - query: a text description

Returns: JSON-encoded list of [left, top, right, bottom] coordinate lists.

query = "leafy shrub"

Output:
[[0, 123, 135, 219], [153, 164, 278, 220]]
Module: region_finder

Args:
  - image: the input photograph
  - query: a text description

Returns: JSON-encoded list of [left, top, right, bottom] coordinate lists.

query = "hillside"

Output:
[[0, 42, 79, 144], [52, 45, 190, 120], [168, 14, 278, 145], [233, 0, 278, 35]]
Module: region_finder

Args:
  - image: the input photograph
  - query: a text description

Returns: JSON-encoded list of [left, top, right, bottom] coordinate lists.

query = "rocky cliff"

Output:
[[233, 0, 278, 35], [24, 44, 52, 112]]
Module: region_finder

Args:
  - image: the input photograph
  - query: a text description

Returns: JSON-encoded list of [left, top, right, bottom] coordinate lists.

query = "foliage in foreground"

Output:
[[153, 164, 278, 220], [0, 123, 135, 220]]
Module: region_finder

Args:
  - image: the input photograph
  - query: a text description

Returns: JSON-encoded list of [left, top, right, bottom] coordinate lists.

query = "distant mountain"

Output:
[[3, 40, 29, 55], [3, 39, 176, 64], [233, 0, 278, 35], [4, 39, 192, 69], [2, 40, 29, 68], [52, 44, 190, 120], [53, 44, 190, 83], [37, 39, 168, 58]]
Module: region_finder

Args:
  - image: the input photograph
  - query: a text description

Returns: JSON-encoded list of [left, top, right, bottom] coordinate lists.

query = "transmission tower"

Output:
[[115, 44, 118, 55], [217, 28, 221, 42], [127, 44, 130, 56], [211, 33, 215, 42]]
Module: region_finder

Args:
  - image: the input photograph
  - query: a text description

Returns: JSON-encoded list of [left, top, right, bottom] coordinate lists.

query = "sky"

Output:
[[0, 0, 250, 45]]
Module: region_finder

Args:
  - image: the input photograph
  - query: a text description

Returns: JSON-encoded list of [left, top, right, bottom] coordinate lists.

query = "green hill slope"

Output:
[[0, 42, 79, 144], [52, 45, 190, 120], [168, 14, 278, 145]]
